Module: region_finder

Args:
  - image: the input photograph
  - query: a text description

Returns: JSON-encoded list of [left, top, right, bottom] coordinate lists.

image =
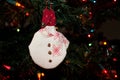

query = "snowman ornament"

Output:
[[28, 6, 69, 69]]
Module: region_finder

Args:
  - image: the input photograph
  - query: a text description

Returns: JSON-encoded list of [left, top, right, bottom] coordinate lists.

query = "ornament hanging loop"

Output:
[[45, 0, 49, 7], [45, 0, 53, 8], [50, 1, 53, 9]]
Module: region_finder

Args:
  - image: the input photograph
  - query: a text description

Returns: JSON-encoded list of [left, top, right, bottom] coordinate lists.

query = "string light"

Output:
[[90, 29, 94, 33], [15, 2, 25, 8], [37, 72, 45, 80], [3, 64, 11, 70], [93, 0, 96, 3], [41, 73, 45, 77], [37, 72, 41, 80], [99, 41, 108, 46], [103, 41, 107, 45], [90, 0, 96, 3], [113, 0, 117, 2], [114, 74, 118, 78], [82, 0, 87, 2], [17, 28, 20, 32], [89, 12, 92, 19], [25, 12, 30, 16], [7, 0, 25, 8], [88, 43, 92, 47], [103, 69, 108, 74], [113, 58, 117, 62], [98, 64, 108, 74], [16, 2, 21, 6], [87, 34, 91, 38]]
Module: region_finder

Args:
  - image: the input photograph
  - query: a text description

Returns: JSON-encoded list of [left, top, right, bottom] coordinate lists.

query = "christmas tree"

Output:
[[0, 0, 120, 80]]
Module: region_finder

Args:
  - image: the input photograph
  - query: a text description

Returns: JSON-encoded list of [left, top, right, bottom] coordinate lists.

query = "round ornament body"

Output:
[[29, 26, 69, 69]]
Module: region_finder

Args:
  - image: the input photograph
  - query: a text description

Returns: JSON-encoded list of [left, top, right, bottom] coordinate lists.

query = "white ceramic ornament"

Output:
[[29, 26, 69, 69]]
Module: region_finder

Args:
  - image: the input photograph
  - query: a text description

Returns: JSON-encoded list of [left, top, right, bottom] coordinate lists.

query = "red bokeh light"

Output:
[[103, 69, 108, 74], [114, 74, 118, 78], [113, 0, 117, 2], [82, 0, 87, 2], [25, 12, 30, 16], [3, 64, 11, 70], [108, 47, 112, 51], [87, 34, 91, 38], [113, 58, 117, 62]]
